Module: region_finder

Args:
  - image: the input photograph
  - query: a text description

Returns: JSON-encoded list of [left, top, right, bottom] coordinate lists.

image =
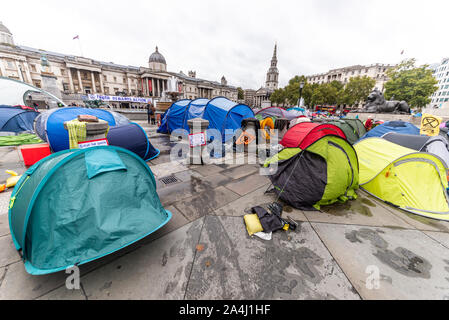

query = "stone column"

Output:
[[24, 62, 32, 84], [99, 72, 104, 94], [156, 79, 160, 97], [67, 68, 75, 93], [77, 69, 83, 93], [91, 72, 96, 93], [15, 61, 24, 82], [187, 118, 210, 165]]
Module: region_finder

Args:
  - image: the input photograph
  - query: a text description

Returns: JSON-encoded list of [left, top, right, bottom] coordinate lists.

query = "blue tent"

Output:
[[182, 98, 209, 131], [360, 121, 420, 141], [0, 105, 39, 133], [203, 97, 255, 142], [34, 107, 129, 152], [157, 99, 191, 134], [157, 97, 254, 142], [107, 123, 160, 161]]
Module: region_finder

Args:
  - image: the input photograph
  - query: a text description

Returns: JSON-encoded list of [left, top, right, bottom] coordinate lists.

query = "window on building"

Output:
[[83, 72, 88, 80], [30, 64, 36, 72], [63, 83, 69, 91], [113, 76, 117, 82], [5, 60, 14, 69], [33, 80, 41, 88], [60, 68, 65, 76], [103, 75, 107, 81], [104, 87, 109, 94]]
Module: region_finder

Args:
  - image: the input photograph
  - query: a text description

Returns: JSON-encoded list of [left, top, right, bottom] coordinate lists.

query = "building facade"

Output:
[[253, 44, 279, 108], [430, 58, 449, 108], [0, 21, 238, 108], [306, 63, 394, 91]]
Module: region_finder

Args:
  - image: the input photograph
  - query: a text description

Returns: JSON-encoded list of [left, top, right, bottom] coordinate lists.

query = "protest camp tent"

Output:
[[382, 132, 449, 168], [8, 146, 171, 275], [359, 121, 420, 140], [354, 138, 449, 221], [256, 107, 305, 121], [202, 97, 254, 142], [157, 99, 191, 134], [107, 123, 160, 161], [264, 122, 358, 210], [324, 118, 367, 144], [0, 105, 40, 133], [181, 98, 209, 131], [34, 107, 129, 152]]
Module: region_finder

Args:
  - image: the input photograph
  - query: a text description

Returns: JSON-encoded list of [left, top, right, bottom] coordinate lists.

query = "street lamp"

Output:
[[297, 81, 305, 108]]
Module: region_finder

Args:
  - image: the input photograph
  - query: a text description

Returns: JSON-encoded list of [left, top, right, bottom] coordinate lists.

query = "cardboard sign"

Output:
[[189, 132, 206, 148], [420, 113, 442, 136], [78, 138, 109, 149]]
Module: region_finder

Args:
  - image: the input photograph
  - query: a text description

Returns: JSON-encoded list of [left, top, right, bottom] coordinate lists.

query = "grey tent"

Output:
[[382, 132, 449, 168]]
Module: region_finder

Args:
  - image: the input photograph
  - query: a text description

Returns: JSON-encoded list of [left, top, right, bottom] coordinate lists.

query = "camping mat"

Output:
[[0, 134, 43, 146]]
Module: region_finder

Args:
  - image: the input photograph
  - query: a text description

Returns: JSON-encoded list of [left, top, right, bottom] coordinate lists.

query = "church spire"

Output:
[[266, 43, 279, 90]]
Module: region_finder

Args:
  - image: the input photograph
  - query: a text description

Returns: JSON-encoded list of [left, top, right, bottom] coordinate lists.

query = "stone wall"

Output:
[[348, 112, 449, 126]]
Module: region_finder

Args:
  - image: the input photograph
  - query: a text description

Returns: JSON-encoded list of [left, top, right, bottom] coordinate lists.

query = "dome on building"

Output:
[[0, 21, 12, 35], [0, 21, 14, 45], [149, 46, 166, 64]]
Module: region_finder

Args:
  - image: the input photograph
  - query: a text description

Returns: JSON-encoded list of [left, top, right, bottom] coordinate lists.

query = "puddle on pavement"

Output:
[[345, 228, 432, 279], [320, 195, 376, 217], [403, 212, 449, 232]]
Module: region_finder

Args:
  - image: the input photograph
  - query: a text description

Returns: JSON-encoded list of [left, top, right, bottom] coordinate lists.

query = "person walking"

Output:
[[147, 102, 155, 125]]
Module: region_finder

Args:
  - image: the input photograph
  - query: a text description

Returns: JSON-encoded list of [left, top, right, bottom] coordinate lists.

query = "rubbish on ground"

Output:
[[355, 137, 449, 221], [8, 145, 171, 275], [19, 143, 51, 166], [5, 170, 21, 188], [107, 123, 160, 161], [0, 184, 5, 192], [0, 105, 40, 133], [244, 213, 264, 236], [252, 206, 284, 233], [0, 134, 43, 146], [265, 123, 358, 210], [253, 232, 272, 241]]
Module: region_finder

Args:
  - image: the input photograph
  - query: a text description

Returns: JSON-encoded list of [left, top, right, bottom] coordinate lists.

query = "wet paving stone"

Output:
[[312, 223, 449, 300], [80, 219, 204, 300], [303, 191, 412, 229], [185, 216, 359, 300], [0, 213, 9, 237], [225, 173, 270, 196], [0, 235, 20, 268], [174, 186, 240, 221]]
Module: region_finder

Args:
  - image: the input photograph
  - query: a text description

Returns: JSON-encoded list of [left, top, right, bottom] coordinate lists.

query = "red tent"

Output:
[[280, 122, 346, 149]]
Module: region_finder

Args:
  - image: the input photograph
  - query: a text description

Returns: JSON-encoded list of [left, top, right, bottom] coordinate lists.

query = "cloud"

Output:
[[3, 0, 448, 89]]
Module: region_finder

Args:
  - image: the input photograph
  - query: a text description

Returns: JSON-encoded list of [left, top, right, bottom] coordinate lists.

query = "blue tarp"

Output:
[[107, 123, 160, 161], [0, 105, 39, 132], [359, 121, 420, 141]]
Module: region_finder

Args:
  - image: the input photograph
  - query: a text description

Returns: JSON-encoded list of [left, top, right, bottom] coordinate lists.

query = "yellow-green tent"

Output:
[[354, 137, 449, 221]]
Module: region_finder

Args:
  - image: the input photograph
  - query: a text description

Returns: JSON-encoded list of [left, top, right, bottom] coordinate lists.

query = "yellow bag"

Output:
[[243, 214, 263, 236], [5, 170, 21, 188]]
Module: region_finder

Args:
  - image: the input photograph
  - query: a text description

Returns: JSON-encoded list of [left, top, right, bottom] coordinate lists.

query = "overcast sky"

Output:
[[3, 0, 448, 89]]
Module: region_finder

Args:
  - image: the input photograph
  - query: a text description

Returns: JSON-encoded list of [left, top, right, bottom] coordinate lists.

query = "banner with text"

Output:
[[87, 94, 152, 104]]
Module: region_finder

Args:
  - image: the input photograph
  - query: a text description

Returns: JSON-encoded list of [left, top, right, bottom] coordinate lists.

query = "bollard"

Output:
[[187, 118, 209, 165], [63, 119, 109, 148]]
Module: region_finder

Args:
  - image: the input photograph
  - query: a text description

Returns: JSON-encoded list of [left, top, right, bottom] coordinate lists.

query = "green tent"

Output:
[[264, 123, 359, 210], [8, 146, 171, 275], [324, 118, 367, 144]]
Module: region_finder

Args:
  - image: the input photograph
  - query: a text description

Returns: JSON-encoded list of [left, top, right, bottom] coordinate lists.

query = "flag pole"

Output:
[[77, 37, 84, 57]]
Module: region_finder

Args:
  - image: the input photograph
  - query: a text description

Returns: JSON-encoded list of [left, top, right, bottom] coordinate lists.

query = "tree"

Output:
[[384, 59, 438, 110], [343, 76, 376, 106], [237, 87, 244, 100], [270, 88, 287, 107]]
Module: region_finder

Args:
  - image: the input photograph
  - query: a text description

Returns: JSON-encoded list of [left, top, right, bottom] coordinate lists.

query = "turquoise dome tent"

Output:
[[8, 146, 171, 275]]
